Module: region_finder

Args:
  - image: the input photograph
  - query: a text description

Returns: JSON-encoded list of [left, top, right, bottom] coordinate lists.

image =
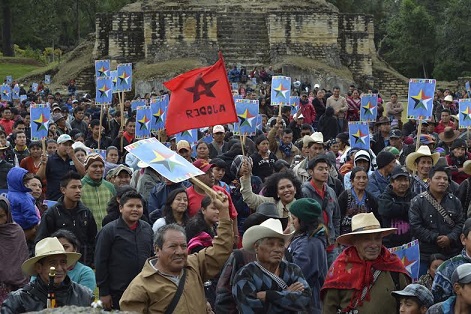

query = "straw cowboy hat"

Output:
[[337, 213, 397, 246], [22, 237, 81, 276], [405, 145, 440, 172], [464, 160, 471, 175], [242, 218, 293, 252], [438, 127, 460, 142]]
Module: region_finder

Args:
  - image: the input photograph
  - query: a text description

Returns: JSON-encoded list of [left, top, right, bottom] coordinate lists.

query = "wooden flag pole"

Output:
[[120, 92, 125, 155], [239, 133, 245, 156], [190, 177, 224, 202], [42, 138, 46, 154], [97, 104, 104, 150], [415, 119, 423, 151]]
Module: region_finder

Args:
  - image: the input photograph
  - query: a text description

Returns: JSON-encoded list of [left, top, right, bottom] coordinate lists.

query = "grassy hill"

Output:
[[0, 57, 43, 81]]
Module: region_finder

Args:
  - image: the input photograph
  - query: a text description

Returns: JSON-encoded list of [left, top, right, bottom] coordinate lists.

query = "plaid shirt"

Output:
[[81, 175, 116, 230]]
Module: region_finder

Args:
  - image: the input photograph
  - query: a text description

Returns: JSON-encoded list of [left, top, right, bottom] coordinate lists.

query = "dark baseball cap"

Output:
[[391, 166, 410, 179], [390, 129, 403, 139]]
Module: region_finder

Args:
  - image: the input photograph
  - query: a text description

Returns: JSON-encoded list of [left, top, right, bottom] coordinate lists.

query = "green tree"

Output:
[[1, 0, 14, 56], [382, 0, 436, 78], [433, 0, 471, 80]]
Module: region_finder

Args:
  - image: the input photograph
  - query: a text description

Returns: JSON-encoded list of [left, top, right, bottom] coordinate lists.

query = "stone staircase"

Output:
[[373, 67, 409, 99], [217, 13, 271, 69]]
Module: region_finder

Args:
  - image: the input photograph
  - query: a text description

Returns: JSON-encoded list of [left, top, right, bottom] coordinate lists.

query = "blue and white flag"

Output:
[[271, 76, 291, 107], [95, 59, 111, 78], [388, 239, 420, 282], [5, 76, 12, 84], [116, 63, 132, 92], [175, 129, 198, 144], [150, 95, 168, 132], [110, 70, 118, 93], [131, 99, 145, 111], [459, 99, 471, 129], [1, 85, 11, 101], [95, 77, 113, 104], [12, 85, 20, 100], [135, 106, 152, 139], [31, 83, 38, 93], [30, 104, 50, 140], [234, 99, 258, 136], [349, 121, 370, 151], [44, 75, 51, 85], [360, 94, 378, 122], [407, 79, 436, 120]]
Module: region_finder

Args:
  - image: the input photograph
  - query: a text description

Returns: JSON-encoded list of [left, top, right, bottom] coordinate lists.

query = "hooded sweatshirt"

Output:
[[7, 167, 39, 230], [343, 150, 373, 190]]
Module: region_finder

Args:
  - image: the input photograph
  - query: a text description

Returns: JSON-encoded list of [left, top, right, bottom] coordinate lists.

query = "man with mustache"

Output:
[[409, 166, 465, 278], [1, 237, 93, 312], [120, 191, 233, 313]]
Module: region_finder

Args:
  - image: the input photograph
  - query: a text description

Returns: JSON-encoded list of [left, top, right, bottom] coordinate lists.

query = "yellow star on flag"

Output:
[[273, 83, 289, 99]]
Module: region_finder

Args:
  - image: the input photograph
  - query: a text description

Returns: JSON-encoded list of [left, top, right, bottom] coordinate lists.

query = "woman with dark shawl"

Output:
[[0, 195, 29, 305]]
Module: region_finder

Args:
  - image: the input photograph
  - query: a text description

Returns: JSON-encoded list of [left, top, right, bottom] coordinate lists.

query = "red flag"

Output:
[[163, 53, 237, 135]]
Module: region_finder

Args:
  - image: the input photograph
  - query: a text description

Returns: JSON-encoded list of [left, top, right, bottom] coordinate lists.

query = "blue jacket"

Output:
[[7, 167, 39, 230], [367, 170, 390, 200], [288, 230, 327, 314]]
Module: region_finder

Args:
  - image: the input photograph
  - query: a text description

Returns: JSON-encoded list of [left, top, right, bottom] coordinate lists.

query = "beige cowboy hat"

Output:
[[242, 218, 294, 252], [405, 145, 440, 171], [438, 127, 460, 142], [337, 213, 397, 246], [464, 160, 471, 175], [22, 237, 81, 276]]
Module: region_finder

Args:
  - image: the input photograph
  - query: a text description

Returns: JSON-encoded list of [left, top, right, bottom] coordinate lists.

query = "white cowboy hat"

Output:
[[22, 237, 81, 276], [310, 132, 324, 144], [337, 213, 396, 246], [405, 145, 440, 172], [242, 218, 293, 252]]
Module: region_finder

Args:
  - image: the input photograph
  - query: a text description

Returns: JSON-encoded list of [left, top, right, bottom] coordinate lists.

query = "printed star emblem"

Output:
[[185, 75, 217, 103], [400, 255, 417, 275], [238, 109, 256, 127], [273, 83, 289, 99], [98, 83, 111, 98], [153, 108, 165, 124], [149, 150, 182, 171], [411, 89, 432, 110], [352, 129, 368, 144], [118, 71, 130, 85], [362, 101, 375, 115], [137, 115, 150, 130], [180, 130, 193, 140], [462, 107, 471, 121], [2, 89, 9, 97], [33, 113, 49, 132], [97, 65, 108, 77]]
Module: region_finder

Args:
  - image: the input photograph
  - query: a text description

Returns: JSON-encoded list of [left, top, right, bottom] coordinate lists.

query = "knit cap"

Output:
[[289, 198, 322, 223], [84, 153, 104, 169], [376, 151, 396, 169]]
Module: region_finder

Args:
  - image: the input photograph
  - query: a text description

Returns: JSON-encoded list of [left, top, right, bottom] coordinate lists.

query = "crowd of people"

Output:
[[2, 71, 471, 314]]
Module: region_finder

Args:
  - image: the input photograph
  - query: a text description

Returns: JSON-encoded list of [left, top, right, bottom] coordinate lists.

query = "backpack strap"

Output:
[[164, 268, 187, 314]]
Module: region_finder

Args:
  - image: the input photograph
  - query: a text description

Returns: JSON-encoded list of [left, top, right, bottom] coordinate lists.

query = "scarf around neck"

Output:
[[82, 174, 103, 187], [279, 141, 293, 158], [321, 246, 409, 311]]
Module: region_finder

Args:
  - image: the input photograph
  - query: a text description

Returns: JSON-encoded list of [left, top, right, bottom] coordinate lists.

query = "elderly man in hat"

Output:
[[120, 191, 233, 313], [409, 166, 465, 277], [405, 145, 440, 197], [1, 237, 93, 313], [80, 153, 116, 230], [215, 202, 289, 313], [321, 213, 411, 314], [232, 218, 312, 313]]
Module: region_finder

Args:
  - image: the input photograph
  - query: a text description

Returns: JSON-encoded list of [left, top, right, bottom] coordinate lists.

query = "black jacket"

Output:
[[1, 276, 93, 314], [0, 160, 13, 190], [95, 217, 153, 296], [378, 185, 413, 247], [457, 178, 471, 217], [409, 191, 465, 262], [35, 197, 97, 267]]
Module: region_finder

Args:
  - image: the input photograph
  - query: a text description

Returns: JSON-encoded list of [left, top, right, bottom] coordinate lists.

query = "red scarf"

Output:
[[321, 246, 409, 312], [123, 131, 134, 144]]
